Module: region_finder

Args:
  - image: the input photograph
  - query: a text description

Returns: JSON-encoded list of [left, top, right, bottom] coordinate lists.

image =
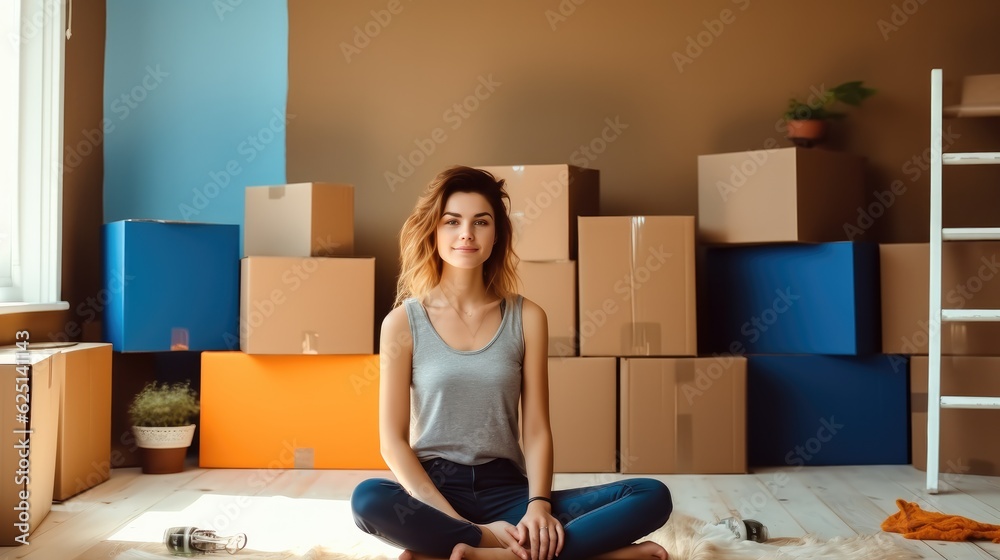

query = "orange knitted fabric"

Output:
[[882, 499, 1000, 543]]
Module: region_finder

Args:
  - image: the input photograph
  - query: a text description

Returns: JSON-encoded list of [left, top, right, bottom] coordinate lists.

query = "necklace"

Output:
[[439, 290, 490, 339]]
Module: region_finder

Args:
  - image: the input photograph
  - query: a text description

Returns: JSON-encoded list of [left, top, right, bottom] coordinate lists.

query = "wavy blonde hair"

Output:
[[394, 166, 520, 307]]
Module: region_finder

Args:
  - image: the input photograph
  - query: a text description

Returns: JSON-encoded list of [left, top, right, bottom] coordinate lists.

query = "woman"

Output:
[[351, 166, 672, 560]]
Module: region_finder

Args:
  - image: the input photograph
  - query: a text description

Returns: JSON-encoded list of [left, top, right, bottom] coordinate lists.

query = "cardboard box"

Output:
[[244, 182, 354, 257], [747, 355, 909, 467], [881, 242, 1000, 355], [103, 220, 240, 352], [477, 165, 599, 261], [239, 256, 375, 355], [1, 350, 60, 545], [199, 352, 385, 469], [53, 343, 112, 501], [699, 241, 880, 355], [911, 356, 1000, 477], [697, 147, 865, 244], [947, 74, 1000, 116], [578, 216, 696, 357], [620, 357, 746, 474], [518, 261, 577, 356], [548, 357, 616, 472]]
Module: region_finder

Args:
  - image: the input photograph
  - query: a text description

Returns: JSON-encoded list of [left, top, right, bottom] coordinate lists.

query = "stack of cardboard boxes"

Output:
[[199, 182, 383, 469], [697, 147, 909, 468], [482, 165, 742, 475], [1, 342, 112, 545]]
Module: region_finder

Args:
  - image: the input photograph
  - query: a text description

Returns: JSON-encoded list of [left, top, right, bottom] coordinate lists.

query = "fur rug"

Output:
[[109, 512, 919, 560]]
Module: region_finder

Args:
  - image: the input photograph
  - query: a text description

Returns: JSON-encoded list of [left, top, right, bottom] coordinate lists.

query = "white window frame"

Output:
[[0, 0, 68, 315]]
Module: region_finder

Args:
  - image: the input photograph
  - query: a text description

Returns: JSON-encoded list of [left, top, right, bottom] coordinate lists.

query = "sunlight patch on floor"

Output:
[[106, 494, 401, 556]]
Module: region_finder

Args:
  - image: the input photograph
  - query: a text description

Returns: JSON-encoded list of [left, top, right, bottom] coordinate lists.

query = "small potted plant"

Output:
[[782, 80, 876, 147], [129, 381, 200, 474]]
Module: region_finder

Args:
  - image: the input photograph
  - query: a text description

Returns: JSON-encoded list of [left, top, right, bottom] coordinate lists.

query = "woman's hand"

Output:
[[479, 520, 530, 560], [516, 503, 564, 560]]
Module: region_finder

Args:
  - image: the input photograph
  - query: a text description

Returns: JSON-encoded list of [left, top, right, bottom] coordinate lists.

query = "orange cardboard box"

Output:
[[697, 147, 865, 244], [239, 256, 375, 355], [620, 357, 746, 474], [200, 352, 385, 469], [880, 242, 1000, 354], [549, 357, 616, 472], [911, 356, 1000, 477], [244, 182, 354, 257], [578, 216, 696, 357], [518, 261, 577, 357], [1, 350, 61, 545], [477, 165, 599, 261], [53, 343, 112, 501]]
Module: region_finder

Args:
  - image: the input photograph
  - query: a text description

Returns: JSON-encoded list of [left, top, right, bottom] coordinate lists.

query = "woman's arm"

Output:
[[379, 306, 466, 520], [520, 298, 554, 501], [519, 298, 563, 559]]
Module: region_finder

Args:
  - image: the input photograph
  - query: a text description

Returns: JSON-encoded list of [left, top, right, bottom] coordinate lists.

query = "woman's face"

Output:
[[436, 191, 497, 271]]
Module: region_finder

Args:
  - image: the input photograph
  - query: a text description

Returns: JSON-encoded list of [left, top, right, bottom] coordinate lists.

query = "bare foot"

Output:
[[449, 543, 522, 560], [591, 541, 669, 560]]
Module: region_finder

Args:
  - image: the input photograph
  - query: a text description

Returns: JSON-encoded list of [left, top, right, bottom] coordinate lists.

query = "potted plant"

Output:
[[782, 80, 876, 147], [129, 381, 200, 474]]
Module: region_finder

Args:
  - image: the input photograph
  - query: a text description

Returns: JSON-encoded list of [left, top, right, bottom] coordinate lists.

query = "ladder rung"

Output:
[[941, 396, 1000, 409], [941, 309, 1000, 322], [942, 227, 1000, 240], [943, 152, 1000, 165]]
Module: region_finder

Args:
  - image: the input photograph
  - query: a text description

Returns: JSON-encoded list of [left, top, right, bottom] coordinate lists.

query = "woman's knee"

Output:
[[633, 478, 672, 520], [351, 478, 400, 522]]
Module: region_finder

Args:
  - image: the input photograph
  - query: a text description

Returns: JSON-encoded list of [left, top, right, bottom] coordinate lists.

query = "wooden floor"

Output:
[[1, 463, 999, 559]]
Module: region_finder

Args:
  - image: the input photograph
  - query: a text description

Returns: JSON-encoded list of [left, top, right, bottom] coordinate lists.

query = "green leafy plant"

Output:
[[129, 381, 200, 427], [783, 81, 876, 121]]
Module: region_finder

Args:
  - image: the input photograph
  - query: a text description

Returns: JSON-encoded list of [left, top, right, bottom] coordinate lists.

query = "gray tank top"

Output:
[[403, 295, 525, 471]]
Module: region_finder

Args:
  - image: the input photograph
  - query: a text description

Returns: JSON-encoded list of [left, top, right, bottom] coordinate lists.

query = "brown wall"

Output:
[[287, 0, 1000, 343], [1, 0, 105, 346]]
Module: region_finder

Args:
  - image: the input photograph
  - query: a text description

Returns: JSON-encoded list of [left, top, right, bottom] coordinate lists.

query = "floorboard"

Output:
[[0, 464, 997, 559]]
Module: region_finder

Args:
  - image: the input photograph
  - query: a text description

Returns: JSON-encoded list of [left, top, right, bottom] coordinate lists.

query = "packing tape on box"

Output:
[[625, 217, 663, 355], [294, 448, 314, 469], [675, 363, 695, 472], [268, 186, 286, 199], [912, 392, 928, 414], [301, 332, 320, 355]]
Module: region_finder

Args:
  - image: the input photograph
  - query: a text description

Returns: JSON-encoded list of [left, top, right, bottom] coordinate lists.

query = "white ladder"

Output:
[[927, 69, 1000, 493]]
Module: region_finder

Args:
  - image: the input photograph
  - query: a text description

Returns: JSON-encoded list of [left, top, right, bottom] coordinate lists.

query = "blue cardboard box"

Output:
[[103, 220, 239, 352], [747, 354, 909, 466], [699, 242, 881, 355]]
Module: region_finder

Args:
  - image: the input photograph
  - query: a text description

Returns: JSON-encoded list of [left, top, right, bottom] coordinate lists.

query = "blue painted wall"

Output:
[[104, 0, 288, 239]]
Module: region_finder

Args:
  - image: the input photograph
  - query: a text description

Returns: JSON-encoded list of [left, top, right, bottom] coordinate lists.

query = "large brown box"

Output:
[[1, 350, 60, 545], [697, 147, 865, 244], [244, 182, 354, 257], [518, 261, 577, 356], [880, 242, 1000, 355], [240, 256, 375, 355], [477, 164, 599, 261], [620, 357, 746, 474], [53, 343, 112, 501], [578, 216, 696, 357], [911, 356, 1000, 477], [548, 357, 616, 472]]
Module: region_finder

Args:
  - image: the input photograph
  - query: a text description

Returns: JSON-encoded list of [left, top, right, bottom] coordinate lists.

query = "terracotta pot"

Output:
[[132, 425, 196, 474], [139, 446, 189, 474], [785, 119, 827, 147]]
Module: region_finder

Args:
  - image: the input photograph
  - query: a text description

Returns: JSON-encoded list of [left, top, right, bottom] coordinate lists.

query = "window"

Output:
[[0, 0, 67, 314]]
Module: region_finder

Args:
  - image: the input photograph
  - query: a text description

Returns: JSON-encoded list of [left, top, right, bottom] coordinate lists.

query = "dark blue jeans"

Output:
[[351, 458, 672, 559]]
